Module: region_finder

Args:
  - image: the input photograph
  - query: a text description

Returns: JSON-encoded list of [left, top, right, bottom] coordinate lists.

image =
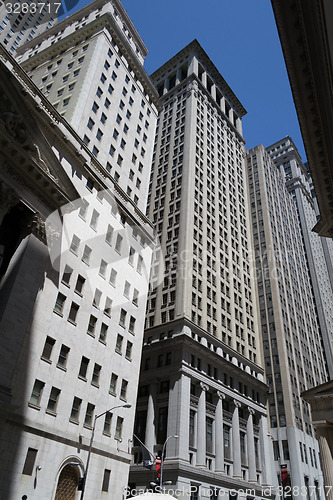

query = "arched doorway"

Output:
[[54, 464, 79, 500]]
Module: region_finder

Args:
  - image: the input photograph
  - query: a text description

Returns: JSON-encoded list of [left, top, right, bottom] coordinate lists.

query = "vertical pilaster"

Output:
[[145, 383, 157, 454], [232, 400, 242, 478], [215, 391, 225, 472], [259, 415, 273, 486], [196, 382, 208, 467], [247, 408, 256, 482], [188, 54, 198, 77]]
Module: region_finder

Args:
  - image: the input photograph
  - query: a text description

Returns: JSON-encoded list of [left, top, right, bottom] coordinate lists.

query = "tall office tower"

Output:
[[17, 0, 159, 213], [129, 40, 277, 499], [0, 0, 57, 53], [267, 137, 333, 378], [246, 144, 328, 495], [0, 3, 157, 498]]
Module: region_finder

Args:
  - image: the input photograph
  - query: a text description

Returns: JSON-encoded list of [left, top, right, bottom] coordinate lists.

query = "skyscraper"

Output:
[[129, 40, 277, 499], [267, 137, 333, 378], [246, 144, 328, 494], [17, 0, 159, 213]]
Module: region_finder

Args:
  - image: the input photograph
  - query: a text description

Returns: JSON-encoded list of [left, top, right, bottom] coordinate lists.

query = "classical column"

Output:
[[215, 391, 225, 472], [259, 415, 272, 486], [196, 382, 208, 467], [166, 373, 191, 461], [316, 423, 333, 500], [188, 54, 198, 77], [145, 383, 157, 454], [220, 96, 226, 114], [176, 67, 182, 86], [247, 408, 256, 482], [163, 77, 169, 95], [232, 400, 242, 478]]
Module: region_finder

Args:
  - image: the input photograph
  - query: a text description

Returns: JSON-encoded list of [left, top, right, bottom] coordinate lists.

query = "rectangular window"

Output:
[[115, 416, 123, 439], [123, 281, 130, 298], [54, 293, 66, 314], [99, 259, 107, 278], [57, 344, 70, 369], [22, 448, 38, 475], [125, 341, 132, 360], [70, 234, 80, 254], [110, 268, 117, 287], [87, 315, 97, 336], [41, 336, 55, 361], [99, 322, 108, 343], [92, 363, 101, 386], [115, 334, 123, 354], [128, 247, 135, 265], [103, 413, 112, 435], [115, 234, 123, 253], [93, 289, 102, 308], [119, 309, 127, 327], [84, 403, 95, 427], [101, 469, 111, 492], [29, 380, 45, 407], [82, 245, 92, 264], [47, 387, 61, 413], [109, 373, 118, 395], [137, 255, 143, 273], [128, 316, 136, 334], [120, 379, 128, 400], [79, 356, 89, 379], [90, 209, 100, 230], [104, 297, 112, 317], [75, 275, 85, 294], [61, 265, 73, 285], [105, 224, 114, 245], [68, 302, 79, 323], [133, 288, 139, 306]]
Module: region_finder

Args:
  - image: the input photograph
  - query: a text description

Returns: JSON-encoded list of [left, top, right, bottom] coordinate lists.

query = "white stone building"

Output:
[[0, 17, 155, 500], [246, 144, 328, 496], [129, 40, 277, 500], [16, 0, 160, 214]]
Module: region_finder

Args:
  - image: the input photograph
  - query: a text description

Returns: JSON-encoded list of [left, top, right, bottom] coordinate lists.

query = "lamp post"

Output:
[[160, 433, 178, 489], [80, 403, 131, 500]]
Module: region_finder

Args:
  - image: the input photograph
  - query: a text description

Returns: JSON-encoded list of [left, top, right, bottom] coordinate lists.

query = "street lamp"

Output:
[[80, 403, 131, 500], [160, 433, 178, 488]]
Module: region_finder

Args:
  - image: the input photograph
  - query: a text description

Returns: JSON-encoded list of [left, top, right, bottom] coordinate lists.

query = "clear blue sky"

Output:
[[62, 0, 306, 161]]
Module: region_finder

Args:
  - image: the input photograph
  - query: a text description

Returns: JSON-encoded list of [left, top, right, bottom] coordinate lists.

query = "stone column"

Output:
[[176, 67, 182, 86], [232, 400, 242, 478], [215, 391, 225, 472], [247, 408, 256, 482], [316, 423, 333, 500], [259, 415, 273, 486], [166, 373, 191, 461], [188, 54, 198, 77], [196, 382, 208, 467], [210, 84, 217, 101], [163, 77, 169, 95], [236, 116, 243, 136], [201, 71, 207, 88], [220, 96, 226, 114], [145, 383, 157, 454]]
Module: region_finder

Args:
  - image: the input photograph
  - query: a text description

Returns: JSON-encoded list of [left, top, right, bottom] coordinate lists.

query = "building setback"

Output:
[[246, 144, 328, 495], [0, 0, 158, 496], [267, 137, 333, 378], [129, 40, 277, 500], [17, 0, 160, 214]]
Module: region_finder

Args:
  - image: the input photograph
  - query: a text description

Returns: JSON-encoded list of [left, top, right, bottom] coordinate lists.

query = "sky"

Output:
[[62, 0, 306, 161]]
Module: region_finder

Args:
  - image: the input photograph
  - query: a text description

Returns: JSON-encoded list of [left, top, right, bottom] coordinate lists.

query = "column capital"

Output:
[[248, 407, 255, 416], [200, 382, 209, 392], [217, 391, 226, 400], [233, 400, 241, 409]]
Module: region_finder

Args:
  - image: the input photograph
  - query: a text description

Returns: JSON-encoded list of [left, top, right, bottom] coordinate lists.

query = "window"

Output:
[[63, 98, 70, 106], [93, 289, 102, 308], [54, 293, 66, 314], [73, 69, 80, 77], [29, 380, 45, 407], [104, 98, 110, 109], [119, 309, 127, 327], [22, 448, 38, 475], [108, 83, 114, 94], [120, 379, 128, 400], [115, 334, 123, 353], [87, 315, 97, 336], [113, 128, 119, 140], [68, 302, 79, 323], [57, 344, 70, 369], [47, 387, 61, 413], [115, 416, 123, 439], [105, 224, 114, 245], [120, 138, 126, 149], [70, 397, 82, 422], [104, 297, 112, 317], [112, 71, 117, 80], [110, 373, 118, 395], [110, 268, 117, 286], [133, 289, 139, 306], [99, 322, 108, 343], [129, 316, 136, 334], [109, 145, 116, 157], [103, 413, 112, 435], [96, 87, 103, 98], [102, 469, 111, 492], [92, 101, 99, 113], [92, 363, 101, 386], [124, 281, 130, 298], [125, 341, 132, 360], [79, 356, 89, 379], [75, 275, 85, 294], [96, 128, 103, 141], [70, 234, 80, 254], [99, 259, 107, 278], [128, 247, 135, 265], [137, 255, 143, 273], [82, 245, 92, 264], [41, 336, 55, 361], [104, 60, 110, 70], [92, 146, 99, 157], [84, 403, 95, 427], [100, 73, 106, 83], [115, 234, 123, 253], [101, 112, 107, 124], [115, 60, 120, 68]]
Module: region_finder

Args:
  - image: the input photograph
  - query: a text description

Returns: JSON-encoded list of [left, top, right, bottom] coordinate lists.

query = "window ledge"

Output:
[[69, 418, 79, 425], [46, 409, 57, 417], [91, 382, 100, 389], [67, 319, 77, 326], [78, 375, 87, 382], [53, 310, 63, 317], [28, 403, 41, 410], [41, 357, 52, 364], [56, 364, 67, 372]]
